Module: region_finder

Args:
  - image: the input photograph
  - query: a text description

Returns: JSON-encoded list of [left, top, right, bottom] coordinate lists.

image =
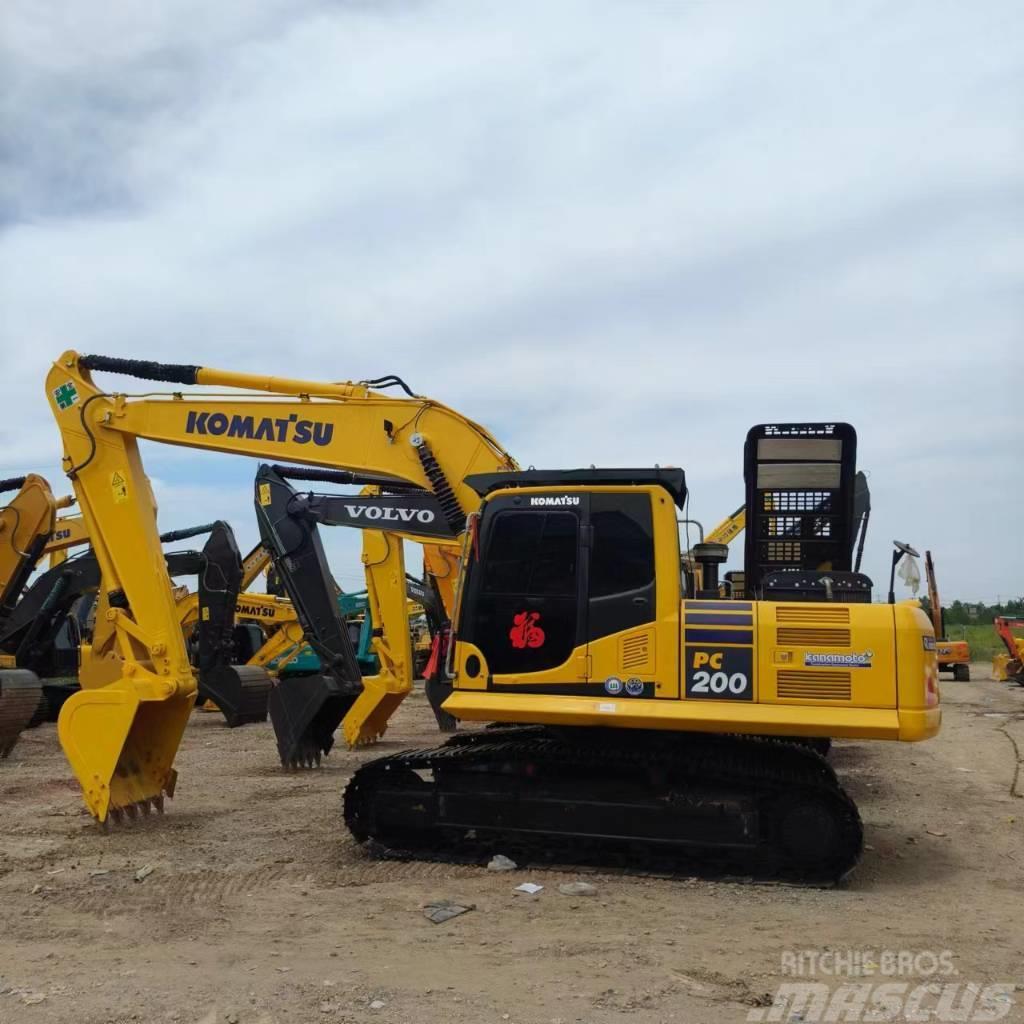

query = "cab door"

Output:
[[461, 494, 589, 688], [585, 491, 669, 698]]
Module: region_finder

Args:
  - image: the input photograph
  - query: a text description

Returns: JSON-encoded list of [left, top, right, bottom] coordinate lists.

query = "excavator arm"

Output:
[[45, 350, 516, 820], [0, 475, 59, 619]]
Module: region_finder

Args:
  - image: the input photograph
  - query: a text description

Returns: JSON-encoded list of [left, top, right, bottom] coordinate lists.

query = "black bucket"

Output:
[[268, 674, 357, 768]]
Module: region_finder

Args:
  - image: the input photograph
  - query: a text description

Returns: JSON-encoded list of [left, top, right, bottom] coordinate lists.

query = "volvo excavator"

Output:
[[44, 353, 939, 880]]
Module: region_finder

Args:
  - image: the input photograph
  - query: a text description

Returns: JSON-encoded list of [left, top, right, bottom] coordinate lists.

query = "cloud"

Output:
[[1, 0, 1021, 600]]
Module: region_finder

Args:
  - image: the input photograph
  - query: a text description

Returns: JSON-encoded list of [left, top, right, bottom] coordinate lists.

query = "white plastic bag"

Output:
[[898, 553, 921, 594]]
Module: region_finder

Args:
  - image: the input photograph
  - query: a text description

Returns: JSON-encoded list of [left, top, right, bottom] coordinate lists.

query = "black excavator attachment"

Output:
[[255, 466, 366, 767], [268, 672, 358, 767], [0, 668, 42, 758], [188, 522, 272, 726], [343, 728, 863, 884]]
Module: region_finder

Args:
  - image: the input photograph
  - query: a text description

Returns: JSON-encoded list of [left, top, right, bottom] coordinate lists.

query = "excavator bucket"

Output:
[[341, 679, 407, 747], [268, 675, 355, 768], [0, 669, 43, 758], [198, 664, 273, 727], [57, 684, 194, 822]]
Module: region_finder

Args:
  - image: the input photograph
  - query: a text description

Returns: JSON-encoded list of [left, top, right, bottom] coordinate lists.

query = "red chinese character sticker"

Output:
[[509, 611, 545, 649]]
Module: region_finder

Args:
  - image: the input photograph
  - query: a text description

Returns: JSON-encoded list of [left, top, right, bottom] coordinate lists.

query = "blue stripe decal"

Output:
[[686, 601, 752, 611], [685, 628, 754, 645], [685, 612, 754, 626]]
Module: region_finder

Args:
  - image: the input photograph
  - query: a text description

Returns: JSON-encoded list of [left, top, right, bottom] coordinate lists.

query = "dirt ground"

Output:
[[1, 668, 1022, 1024]]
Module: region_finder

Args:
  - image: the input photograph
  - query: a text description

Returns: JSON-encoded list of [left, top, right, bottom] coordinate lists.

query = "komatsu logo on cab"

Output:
[[185, 410, 333, 447], [529, 495, 580, 507]]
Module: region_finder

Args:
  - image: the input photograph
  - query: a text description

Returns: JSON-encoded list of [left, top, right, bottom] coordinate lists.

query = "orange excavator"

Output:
[[993, 617, 1024, 685]]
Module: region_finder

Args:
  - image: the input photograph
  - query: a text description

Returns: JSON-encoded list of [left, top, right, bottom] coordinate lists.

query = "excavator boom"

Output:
[[44, 350, 516, 820]]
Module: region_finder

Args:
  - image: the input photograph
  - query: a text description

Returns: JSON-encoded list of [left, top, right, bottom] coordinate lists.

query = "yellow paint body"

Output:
[[0, 474, 58, 595], [449, 484, 940, 744]]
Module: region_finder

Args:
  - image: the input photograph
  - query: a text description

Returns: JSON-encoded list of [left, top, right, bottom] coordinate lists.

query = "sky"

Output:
[[1, 0, 1021, 601]]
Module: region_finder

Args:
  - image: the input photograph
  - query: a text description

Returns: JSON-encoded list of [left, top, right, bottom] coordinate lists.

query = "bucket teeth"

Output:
[[99, 792, 171, 829], [285, 743, 328, 770]]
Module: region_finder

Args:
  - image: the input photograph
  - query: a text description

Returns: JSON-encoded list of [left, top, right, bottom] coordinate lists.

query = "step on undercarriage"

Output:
[[343, 727, 863, 884]]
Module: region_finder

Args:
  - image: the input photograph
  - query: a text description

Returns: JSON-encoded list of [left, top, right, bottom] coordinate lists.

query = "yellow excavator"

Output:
[[44, 353, 939, 880]]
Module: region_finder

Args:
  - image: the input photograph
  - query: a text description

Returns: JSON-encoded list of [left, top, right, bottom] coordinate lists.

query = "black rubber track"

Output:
[[343, 728, 863, 884]]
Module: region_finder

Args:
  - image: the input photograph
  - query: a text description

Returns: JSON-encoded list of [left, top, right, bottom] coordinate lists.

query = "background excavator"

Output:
[[0, 520, 272, 732], [252, 463, 460, 763], [993, 617, 1024, 685], [923, 551, 971, 681], [0, 474, 64, 754], [43, 353, 939, 883]]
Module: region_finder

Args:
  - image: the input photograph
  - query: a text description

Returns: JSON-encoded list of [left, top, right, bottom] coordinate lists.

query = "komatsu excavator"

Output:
[[45, 354, 939, 880]]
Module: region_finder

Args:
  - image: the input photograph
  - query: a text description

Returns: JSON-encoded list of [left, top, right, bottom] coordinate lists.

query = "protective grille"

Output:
[[777, 670, 852, 701], [763, 491, 833, 512], [764, 541, 801, 562], [620, 631, 652, 670], [776, 627, 852, 646]]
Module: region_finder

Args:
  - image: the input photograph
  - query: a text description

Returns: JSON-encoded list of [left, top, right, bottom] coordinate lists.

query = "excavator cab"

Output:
[[452, 468, 684, 700]]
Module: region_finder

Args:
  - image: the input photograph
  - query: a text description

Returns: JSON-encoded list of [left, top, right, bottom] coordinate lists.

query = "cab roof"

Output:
[[465, 468, 687, 508]]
